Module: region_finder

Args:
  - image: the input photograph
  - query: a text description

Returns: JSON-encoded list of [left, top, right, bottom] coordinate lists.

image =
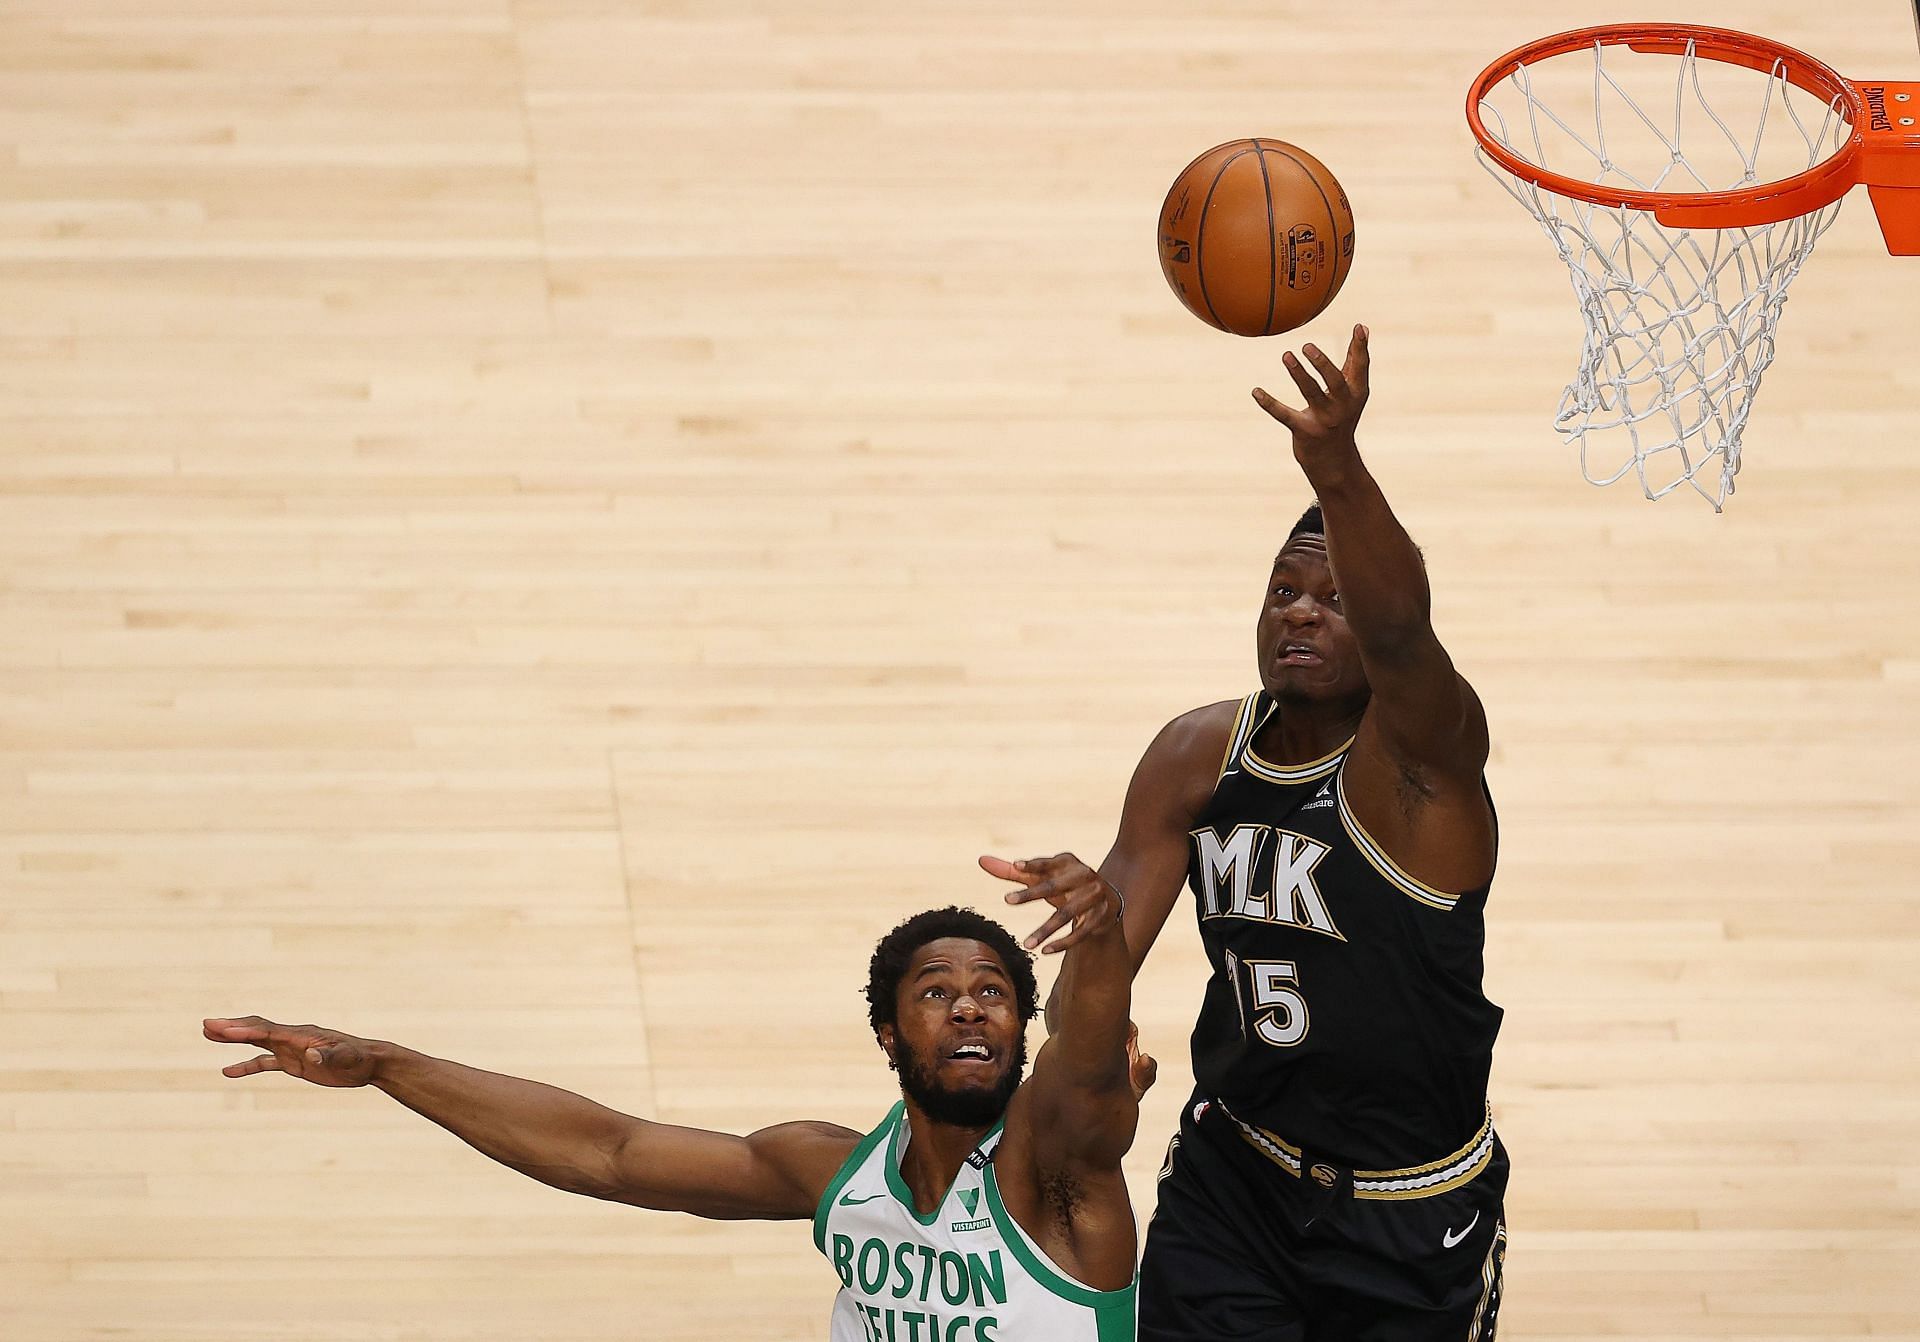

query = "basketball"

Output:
[[1157, 138, 1356, 337]]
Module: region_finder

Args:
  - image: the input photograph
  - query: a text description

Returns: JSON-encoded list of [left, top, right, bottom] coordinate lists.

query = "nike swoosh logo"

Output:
[[838, 1192, 886, 1207], [1442, 1210, 1480, 1248]]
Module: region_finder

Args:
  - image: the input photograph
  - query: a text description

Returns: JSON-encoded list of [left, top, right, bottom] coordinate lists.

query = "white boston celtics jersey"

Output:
[[812, 1101, 1135, 1342]]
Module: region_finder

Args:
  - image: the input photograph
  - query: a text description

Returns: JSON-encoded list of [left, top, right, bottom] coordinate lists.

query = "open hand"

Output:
[[202, 1016, 381, 1088], [1252, 323, 1371, 467], [980, 852, 1122, 956]]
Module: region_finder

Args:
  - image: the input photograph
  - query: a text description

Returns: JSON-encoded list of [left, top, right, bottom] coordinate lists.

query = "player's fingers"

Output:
[[1038, 904, 1106, 953], [1037, 882, 1116, 952], [221, 1054, 283, 1079], [978, 854, 1040, 886], [1282, 351, 1330, 405], [1039, 922, 1094, 955], [1300, 342, 1345, 393], [1022, 905, 1074, 951], [1016, 852, 1082, 882], [1345, 324, 1370, 392], [1251, 387, 1298, 428], [1030, 853, 1094, 886], [1003, 876, 1062, 907], [202, 1018, 271, 1044]]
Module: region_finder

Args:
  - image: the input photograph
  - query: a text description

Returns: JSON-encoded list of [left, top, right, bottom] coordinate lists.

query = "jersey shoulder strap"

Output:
[[1331, 762, 1495, 913], [811, 1102, 900, 1253], [981, 1161, 1140, 1320], [1215, 691, 1269, 781]]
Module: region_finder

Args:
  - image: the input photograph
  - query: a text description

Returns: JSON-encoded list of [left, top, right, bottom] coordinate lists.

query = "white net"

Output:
[[1475, 38, 1852, 508]]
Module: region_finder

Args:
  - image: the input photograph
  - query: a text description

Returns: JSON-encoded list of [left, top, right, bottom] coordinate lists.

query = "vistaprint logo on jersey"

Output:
[[951, 1186, 992, 1232]]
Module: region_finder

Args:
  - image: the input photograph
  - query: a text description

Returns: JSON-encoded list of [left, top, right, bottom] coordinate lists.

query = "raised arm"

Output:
[[987, 854, 1136, 1167], [202, 1016, 856, 1221], [1252, 325, 1494, 888], [983, 855, 1140, 1291]]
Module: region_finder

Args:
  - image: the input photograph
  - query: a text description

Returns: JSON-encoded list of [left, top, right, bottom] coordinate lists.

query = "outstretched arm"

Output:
[[985, 855, 1141, 1292], [202, 1017, 855, 1221], [1252, 327, 1493, 891], [986, 856, 1136, 1170], [1251, 325, 1488, 781]]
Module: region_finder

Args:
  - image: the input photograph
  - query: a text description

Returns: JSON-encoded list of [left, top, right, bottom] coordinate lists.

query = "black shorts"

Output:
[[1139, 1093, 1508, 1342]]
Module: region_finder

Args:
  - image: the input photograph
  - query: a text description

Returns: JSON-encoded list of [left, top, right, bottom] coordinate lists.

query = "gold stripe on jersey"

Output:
[[1219, 693, 1353, 788], [1216, 693, 1262, 783], [1242, 735, 1349, 786], [1333, 769, 1463, 911], [1220, 1102, 1497, 1201]]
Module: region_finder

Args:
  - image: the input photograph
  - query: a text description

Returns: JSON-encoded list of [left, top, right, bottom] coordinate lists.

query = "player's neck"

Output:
[[895, 1101, 996, 1216], [1258, 698, 1365, 763]]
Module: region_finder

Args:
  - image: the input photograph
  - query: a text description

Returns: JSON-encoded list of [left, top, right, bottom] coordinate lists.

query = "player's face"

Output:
[[1257, 538, 1368, 705], [886, 938, 1028, 1128]]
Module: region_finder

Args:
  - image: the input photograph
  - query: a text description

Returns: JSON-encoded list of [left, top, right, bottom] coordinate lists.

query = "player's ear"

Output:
[[876, 1025, 897, 1070]]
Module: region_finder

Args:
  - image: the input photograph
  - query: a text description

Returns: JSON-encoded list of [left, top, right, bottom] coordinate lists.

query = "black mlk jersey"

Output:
[[1184, 692, 1502, 1170]]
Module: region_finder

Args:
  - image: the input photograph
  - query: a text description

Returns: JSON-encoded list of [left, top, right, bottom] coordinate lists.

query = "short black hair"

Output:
[[1287, 502, 1324, 540], [865, 906, 1038, 1035]]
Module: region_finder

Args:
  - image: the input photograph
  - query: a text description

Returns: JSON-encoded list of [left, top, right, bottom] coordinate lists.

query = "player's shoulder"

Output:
[[749, 1119, 868, 1202], [775, 1119, 867, 1143], [758, 1118, 866, 1155], [1122, 697, 1247, 826], [1143, 697, 1246, 776]]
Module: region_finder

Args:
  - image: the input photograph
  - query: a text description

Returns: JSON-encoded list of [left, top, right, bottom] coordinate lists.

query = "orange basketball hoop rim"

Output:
[[1466, 23, 1920, 251]]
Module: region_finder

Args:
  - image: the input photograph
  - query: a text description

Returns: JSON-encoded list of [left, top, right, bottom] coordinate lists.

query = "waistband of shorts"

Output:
[[1213, 1099, 1497, 1201]]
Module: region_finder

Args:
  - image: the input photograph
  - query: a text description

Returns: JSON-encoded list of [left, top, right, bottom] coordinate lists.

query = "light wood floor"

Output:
[[3, 1, 1918, 1337]]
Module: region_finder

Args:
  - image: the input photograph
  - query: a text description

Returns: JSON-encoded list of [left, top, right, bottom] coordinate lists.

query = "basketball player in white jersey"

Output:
[[204, 854, 1140, 1341]]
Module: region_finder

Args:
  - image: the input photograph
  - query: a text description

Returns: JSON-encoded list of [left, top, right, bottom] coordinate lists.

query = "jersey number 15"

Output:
[[1225, 948, 1309, 1047]]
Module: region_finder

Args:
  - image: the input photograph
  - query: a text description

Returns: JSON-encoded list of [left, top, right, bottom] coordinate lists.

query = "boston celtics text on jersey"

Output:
[[815, 1103, 1135, 1342]]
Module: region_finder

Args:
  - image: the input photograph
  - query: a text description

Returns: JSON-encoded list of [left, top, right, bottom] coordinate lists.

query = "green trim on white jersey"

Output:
[[982, 1162, 1135, 1340], [814, 1102, 1136, 1342], [814, 1114, 894, 1254], [883, 1105, 1007, 1226]]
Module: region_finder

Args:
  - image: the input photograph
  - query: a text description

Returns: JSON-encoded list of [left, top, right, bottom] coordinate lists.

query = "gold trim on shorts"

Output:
[[1220, 1101, 1496, 1201]]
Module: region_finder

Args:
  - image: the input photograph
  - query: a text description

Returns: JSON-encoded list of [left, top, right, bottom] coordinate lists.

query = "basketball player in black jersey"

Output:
[[1014, 325, 1506, 1339]]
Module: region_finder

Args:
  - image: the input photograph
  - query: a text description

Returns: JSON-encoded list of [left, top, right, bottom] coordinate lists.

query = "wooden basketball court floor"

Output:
[[2, 1, 1917, 1337]]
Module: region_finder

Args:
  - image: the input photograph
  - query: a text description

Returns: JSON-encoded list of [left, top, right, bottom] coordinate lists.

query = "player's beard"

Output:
[[892, 1033, 1028, 1128]]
